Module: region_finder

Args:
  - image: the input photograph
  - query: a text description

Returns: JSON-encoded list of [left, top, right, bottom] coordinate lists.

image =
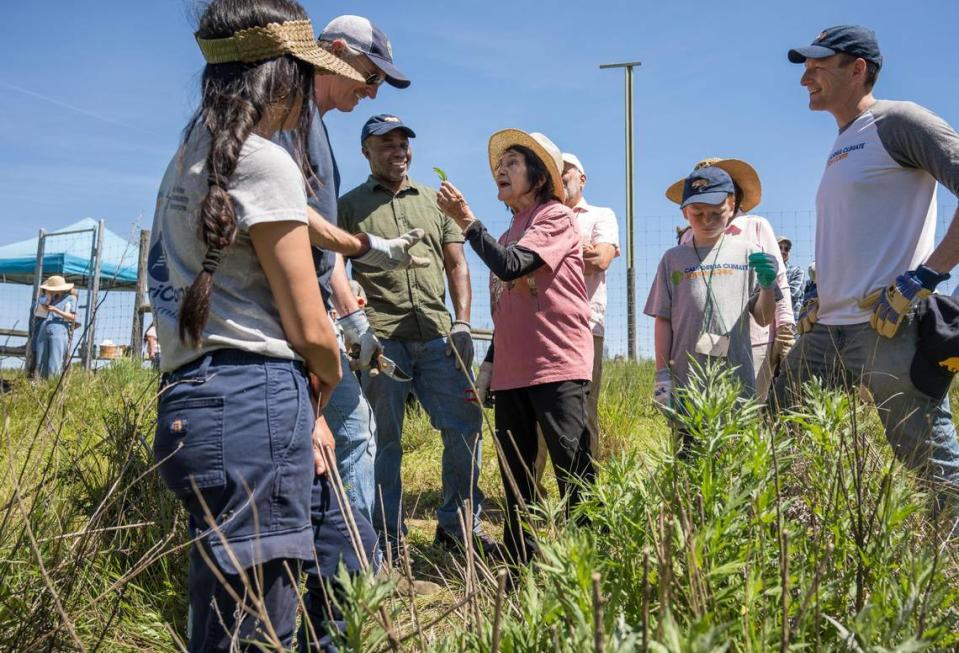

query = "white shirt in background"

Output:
[[572, 198, 620, 337]]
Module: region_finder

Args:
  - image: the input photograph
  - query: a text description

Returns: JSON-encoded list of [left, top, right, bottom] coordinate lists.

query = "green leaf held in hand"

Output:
[[433, 167, 448, 182]]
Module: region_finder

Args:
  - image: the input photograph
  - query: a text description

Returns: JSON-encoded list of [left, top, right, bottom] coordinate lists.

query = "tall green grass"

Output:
[[1, 358, 957, 650]]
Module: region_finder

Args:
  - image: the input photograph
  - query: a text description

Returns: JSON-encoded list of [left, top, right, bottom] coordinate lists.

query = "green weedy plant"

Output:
[[2, 356, 957, 650]]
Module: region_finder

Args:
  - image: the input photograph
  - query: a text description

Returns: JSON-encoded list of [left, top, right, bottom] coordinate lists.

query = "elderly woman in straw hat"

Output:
[[33, 275, 76, 378], [669, 157, 795, 398], [436, 129, 594, 565]]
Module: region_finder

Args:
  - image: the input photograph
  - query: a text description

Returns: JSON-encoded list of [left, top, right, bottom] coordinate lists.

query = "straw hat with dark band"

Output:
[[666, 157, 762, 212], [40, 275, 74, 292], [195, 19, 364, 82], [488, 129, 566, 204]]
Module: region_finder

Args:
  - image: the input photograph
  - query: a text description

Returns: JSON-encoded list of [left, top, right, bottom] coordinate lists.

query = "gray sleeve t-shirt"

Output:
[[148, 128, 309, 372], [814, 99, 959, 324], [644, 238, 759, 397]]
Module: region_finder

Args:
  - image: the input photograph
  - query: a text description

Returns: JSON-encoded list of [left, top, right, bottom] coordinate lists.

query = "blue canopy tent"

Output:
[[0, 218, 139, 288]]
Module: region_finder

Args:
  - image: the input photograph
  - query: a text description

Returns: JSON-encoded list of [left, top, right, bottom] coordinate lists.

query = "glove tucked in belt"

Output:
[[860, 265, 950, 338]]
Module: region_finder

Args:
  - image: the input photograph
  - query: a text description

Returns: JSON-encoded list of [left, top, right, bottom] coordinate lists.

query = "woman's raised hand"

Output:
[[436, 181, 476, 230]]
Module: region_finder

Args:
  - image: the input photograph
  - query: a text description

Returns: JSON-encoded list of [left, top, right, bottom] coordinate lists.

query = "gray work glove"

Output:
[[653, 368, 671, 413], [354, 229, 431, 270], [338, 309, 381, 371], [474, 361, 492, 405], [445, 321, 474, 370]]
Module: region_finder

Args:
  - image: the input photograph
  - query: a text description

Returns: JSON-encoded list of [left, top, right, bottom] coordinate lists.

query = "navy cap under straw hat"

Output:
[[788, 25, 882, 70], [910, 295, 959, 400], [680, 167, 736, 209], [361, 114, 416, 144]]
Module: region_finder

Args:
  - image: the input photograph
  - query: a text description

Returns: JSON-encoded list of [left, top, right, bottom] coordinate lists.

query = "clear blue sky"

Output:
[[2, 0, 958, 355]]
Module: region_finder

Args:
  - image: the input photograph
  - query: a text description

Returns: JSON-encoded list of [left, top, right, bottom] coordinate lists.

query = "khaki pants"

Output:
[[534, 335, 603, 484]]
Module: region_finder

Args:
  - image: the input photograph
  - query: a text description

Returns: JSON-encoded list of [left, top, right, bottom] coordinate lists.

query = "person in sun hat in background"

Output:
[[671, 157, 794, 399], [33, 275, 76, 379], [647, 167, 781, 454], [773, 25, 959, 536], [338, 113, 496, 560], [436, 129, 594, 566]]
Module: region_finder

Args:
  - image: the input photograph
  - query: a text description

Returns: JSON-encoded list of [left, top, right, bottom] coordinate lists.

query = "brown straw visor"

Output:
[[195, 19, 364, 82]]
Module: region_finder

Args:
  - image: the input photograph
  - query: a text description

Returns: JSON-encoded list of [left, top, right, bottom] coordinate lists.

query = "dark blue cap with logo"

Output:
[[788, 25, 882, 69], [361, 114, 416, 144], [320, 15, 411, 88], [681, 167, 736, 208]]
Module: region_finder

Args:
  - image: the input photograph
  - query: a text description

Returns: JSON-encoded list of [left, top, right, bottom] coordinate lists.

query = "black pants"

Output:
[[494, 380, 595, 564]]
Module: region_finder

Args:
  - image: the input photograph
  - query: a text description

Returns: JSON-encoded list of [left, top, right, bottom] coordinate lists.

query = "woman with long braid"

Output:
[[147, 1, 368, 648]]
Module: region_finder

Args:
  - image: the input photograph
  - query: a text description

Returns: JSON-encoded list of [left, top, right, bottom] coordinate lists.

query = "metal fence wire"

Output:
[[2, 201, 956, 370]]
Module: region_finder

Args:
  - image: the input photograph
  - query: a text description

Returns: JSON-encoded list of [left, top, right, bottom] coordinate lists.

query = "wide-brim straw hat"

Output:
[[666, 157, 762, 212], [40, 275, 74, 292], [488, 129, 566, 204], [195, 19, 364, 82]]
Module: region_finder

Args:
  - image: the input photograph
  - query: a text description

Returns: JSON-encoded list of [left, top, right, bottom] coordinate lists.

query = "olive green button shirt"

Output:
[[338, 176, 464, 341]]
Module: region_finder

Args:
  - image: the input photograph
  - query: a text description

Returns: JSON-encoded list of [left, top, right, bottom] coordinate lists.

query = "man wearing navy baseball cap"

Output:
[[772, 24, 959, 535], [338, 114, 497, 558]]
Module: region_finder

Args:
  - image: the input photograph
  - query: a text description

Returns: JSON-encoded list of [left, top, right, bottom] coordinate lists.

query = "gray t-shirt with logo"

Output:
[[148, 127, 308, 372], [644, 238, 763, 397]]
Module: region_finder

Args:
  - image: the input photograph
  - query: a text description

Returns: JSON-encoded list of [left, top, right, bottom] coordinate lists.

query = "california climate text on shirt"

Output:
[[644, 238, 761, 397]]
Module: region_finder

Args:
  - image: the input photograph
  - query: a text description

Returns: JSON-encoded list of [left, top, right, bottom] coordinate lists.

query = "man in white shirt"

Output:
[[561, 153, 620, 455], [773, 25, 959, 532]]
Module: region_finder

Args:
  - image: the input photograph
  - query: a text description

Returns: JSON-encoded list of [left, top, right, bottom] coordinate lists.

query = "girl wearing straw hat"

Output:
[[669, 157, 796, 399], [436, 129, 594, 565], [33, 275, 75, 378], [147, 1, 377, 648], [648, 167, 781, 455]]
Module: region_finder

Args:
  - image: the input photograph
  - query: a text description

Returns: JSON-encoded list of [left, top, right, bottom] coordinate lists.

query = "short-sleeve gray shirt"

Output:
[[644, 238, 760, 396], [148, 127, 308, 372]]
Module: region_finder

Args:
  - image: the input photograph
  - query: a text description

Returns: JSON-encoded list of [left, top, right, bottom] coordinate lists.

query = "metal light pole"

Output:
[[599, 60, 640, 361]]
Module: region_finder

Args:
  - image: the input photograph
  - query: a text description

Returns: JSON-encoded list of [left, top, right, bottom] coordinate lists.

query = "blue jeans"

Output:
[[34, 321, 70, 378], [156, 350, 316, 651], [771, 317, 959, 500], [326, 349, 377, 523], [362, 337, 484, 540]]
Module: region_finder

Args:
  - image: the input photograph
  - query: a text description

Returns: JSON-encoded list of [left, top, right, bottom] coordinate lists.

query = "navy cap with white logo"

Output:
[[319, 15, 411, 88], [788, 25, 882, 70], [681, 167, 736, 208], [361, 114, 416, 144]]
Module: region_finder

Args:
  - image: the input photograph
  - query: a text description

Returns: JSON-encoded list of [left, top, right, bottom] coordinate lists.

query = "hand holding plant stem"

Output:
[[436, 180, 477, 231]]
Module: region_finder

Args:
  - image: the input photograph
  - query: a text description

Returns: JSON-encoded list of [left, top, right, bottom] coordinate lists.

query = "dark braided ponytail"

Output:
[[178, 0, 314, 345]]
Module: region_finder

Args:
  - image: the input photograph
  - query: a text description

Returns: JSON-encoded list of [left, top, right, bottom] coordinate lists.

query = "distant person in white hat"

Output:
[[33, 275, 76, 379], [560, 152, 619, 455]]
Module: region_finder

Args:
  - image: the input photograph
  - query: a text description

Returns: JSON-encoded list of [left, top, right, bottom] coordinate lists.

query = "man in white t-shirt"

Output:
[[773, 25, 959, 531], [561, 152, 620, 455]]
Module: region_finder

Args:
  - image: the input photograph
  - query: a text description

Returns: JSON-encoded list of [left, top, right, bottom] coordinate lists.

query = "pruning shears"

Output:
[[348, 345, 412, 382]]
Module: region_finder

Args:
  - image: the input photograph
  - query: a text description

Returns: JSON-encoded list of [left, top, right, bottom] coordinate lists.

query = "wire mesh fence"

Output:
[[0, 222, 145, 371], [463, 200, 959, 363], [3, 200, 957, 372]]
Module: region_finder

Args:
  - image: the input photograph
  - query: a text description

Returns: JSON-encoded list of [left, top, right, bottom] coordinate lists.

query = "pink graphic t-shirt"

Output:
[[490, 200, 593, 391]]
